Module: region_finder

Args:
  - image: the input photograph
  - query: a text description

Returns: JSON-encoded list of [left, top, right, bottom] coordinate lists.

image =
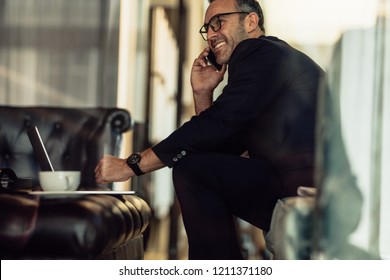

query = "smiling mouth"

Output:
[[213, 41, 226, 52]]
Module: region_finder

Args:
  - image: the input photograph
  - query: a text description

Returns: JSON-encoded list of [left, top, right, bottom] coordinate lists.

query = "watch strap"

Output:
[[130, 163, 144, 176]]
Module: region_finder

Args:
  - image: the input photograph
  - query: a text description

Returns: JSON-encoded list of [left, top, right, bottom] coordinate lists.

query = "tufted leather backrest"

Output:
[[0, 106, 132, 189]]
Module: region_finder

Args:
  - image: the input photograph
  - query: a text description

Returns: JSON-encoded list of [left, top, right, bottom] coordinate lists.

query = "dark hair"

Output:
[[209, 0, 265, 32]]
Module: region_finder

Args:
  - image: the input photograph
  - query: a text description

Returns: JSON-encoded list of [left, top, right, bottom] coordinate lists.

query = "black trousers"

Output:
[[172, 153, 284, 260]]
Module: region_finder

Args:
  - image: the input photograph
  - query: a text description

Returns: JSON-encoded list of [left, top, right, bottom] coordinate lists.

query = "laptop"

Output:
[[27, 126, 54, 172], [26, 125, 135, 195]]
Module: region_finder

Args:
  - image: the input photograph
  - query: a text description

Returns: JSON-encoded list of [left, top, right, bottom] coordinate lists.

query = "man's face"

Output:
[[204, 0, 248, 65]]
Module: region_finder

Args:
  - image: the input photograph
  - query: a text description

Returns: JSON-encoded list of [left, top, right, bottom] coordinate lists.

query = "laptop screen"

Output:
[[27, 126, 55, 172]]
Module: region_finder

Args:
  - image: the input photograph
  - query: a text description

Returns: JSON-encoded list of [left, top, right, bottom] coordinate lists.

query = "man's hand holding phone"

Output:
[[190, 47, 227, 114], [191, 47, 226, 88]]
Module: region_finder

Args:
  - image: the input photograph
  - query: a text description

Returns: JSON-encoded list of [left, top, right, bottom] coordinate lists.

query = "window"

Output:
[[0, 0, 120, 106]]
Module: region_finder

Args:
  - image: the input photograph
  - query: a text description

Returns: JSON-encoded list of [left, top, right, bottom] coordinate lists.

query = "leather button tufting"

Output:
[[24, 119, 32, 128], [54, 122, 62, 130]]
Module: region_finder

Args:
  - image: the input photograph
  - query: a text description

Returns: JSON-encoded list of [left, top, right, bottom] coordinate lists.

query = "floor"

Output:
[[144, 215, 188, 260], [143, 215, 267, 260]]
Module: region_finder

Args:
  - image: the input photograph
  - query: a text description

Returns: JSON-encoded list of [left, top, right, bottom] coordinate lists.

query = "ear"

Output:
[[245, 12, 259, 33]]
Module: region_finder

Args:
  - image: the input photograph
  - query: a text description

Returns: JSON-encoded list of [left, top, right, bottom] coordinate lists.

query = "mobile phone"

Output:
[[206, 50, 222, 71]]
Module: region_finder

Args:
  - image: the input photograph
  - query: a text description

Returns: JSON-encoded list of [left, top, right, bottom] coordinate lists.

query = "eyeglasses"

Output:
[[199, 12, 249, 41]]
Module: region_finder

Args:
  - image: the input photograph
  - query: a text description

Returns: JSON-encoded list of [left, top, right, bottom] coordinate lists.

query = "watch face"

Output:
[[128, 153, 141, 165], [126, 153, 144, 176]]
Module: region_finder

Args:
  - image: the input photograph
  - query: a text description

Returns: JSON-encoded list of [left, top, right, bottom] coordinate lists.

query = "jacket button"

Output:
[[173, 157, 178, 162]]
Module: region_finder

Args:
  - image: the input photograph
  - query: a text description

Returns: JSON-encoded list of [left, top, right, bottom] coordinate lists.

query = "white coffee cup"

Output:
[[39, 171, 81, 191]]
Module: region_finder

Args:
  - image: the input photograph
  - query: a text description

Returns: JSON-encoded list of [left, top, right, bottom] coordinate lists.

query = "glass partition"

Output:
[[314, 0, 390, 259]]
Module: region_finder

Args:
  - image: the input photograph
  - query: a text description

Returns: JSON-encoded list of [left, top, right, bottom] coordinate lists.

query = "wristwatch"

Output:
[[126, 153, 145, 176]]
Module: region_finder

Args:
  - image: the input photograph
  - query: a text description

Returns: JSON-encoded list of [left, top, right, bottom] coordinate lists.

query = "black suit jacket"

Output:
[[152, 36, 324, 195]]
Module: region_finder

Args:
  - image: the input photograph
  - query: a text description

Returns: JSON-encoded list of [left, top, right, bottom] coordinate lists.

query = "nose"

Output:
[[207, 29, 217, 42]]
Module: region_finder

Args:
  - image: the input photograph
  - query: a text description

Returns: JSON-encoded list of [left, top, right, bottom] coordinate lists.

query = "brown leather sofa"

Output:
[[0, 106, 151, 259]]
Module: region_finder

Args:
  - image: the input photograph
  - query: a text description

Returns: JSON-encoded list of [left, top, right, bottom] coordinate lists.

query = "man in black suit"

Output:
[[95, 0, 324, 259]]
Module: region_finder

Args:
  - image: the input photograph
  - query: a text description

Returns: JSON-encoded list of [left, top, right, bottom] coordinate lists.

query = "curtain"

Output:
[[0, 0, 120, 107]]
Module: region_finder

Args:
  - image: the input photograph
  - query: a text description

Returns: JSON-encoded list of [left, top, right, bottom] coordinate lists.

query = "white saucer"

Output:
[[28, 190, 136, 199]]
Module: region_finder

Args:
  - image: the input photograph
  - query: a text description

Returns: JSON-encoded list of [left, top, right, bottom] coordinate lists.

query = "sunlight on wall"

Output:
[[263, 0, 379, 45], [116, 0, 151, 190], [261, 0, 380, 68], [148, 7, 179, 218]]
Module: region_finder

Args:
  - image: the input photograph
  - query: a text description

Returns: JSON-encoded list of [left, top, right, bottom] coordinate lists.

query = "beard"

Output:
[[218, 23, 249, 65]]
